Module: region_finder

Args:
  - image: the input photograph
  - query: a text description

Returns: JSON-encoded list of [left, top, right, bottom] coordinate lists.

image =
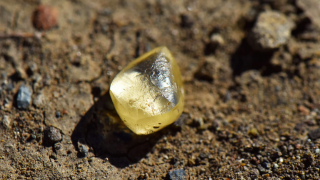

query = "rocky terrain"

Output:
[[1, 0, 320, 179]]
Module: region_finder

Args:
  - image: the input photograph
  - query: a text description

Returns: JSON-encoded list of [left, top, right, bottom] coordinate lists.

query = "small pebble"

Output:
[[262, 161, 271, 169], [273, 163, 279, 169], [28, 62, 38, 73], [210, 120, 220, 131], [243, 166, 249, 171], [210, 33, 225, 46], [44, 126, 62, 145], [16, 85, 32, 109], [257, 164, 266, 173], [310, 143, 315, 148], [77, 140, 89, 158], [288, 145, 294, 151], [33, 93, 45, 108], [248, 128, 258, 137], [3, 98, 10, 109], [315, 148, 320, 154], [54, 143, 61, 151], [32, 5, 58, 30], [56, 111, 61, 118], [308, 128, 320, 140], [168, 169, 187, 180], [250, 168, 260, 178], [1, 115, 11, 129], [5, 82, 14, 91], [279, 157, 284, 163], [163, 155, 169, 159], [248, 11, 294, 51]]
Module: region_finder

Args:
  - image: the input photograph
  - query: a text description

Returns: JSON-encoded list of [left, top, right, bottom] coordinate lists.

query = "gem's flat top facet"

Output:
[[110, 46, 184, 135]]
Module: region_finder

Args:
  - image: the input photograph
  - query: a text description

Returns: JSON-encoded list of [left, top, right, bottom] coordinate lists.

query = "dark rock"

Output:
[[190, 118, 204, 128], [16, 85, 32, 109], [270, 151, 282, 160], [170, 157, 179, 166], [257, 164, 266, 173], [304, 153, 314, 167], [308, 128, 320, 140], [180, 14, 194, 28], [168, 169, 187, 180], [251, 156, 260, 165], [49, 154, 57, 160], [262, 161, 271, 169], [280, 145, 288, 155], [44, 126, 62, 145], [294, 123, 306, 132], [55, 111, 61, 118], [169, 157, 180, 168]]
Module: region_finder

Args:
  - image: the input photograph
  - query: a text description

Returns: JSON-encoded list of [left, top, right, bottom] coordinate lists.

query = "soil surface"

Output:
[[1, 0, 320, 179]]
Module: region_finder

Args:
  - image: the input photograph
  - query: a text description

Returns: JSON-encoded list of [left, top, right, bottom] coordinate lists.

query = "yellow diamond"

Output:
[[110, 46, 184, 135]]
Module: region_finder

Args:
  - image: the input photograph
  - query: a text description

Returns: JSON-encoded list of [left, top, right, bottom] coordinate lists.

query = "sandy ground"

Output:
[[1, 0, 320, 179]]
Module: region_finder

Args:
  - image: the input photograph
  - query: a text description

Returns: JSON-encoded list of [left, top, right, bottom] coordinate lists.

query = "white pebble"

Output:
[[279, 157, 284, 163], [1, 115, 11, 129]]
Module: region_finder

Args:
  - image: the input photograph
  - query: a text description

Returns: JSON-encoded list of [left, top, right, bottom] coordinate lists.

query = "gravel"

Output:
[[16, 85, 32, 109], [167, 169, 187, 180]]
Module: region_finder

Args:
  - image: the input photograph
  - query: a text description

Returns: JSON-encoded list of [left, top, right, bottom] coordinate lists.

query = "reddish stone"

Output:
[[32, 5, 58, 30]]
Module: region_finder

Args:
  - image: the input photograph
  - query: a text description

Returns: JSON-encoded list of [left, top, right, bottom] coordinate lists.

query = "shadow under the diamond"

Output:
[[71, 90, 165, 168]]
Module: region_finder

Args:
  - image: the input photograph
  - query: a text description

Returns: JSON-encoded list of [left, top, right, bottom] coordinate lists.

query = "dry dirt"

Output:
[[1, 0, 320, 179]]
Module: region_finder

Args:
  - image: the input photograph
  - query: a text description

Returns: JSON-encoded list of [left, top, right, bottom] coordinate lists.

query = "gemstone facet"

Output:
[[110, 46, 184, 135]]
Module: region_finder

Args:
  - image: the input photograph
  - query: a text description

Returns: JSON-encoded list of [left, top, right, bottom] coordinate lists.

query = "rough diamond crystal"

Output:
[[110, 46, 184, 135]]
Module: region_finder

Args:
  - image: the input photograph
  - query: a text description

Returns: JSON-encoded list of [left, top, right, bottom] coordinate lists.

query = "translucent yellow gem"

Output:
[[110, 46, 184, 135]]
